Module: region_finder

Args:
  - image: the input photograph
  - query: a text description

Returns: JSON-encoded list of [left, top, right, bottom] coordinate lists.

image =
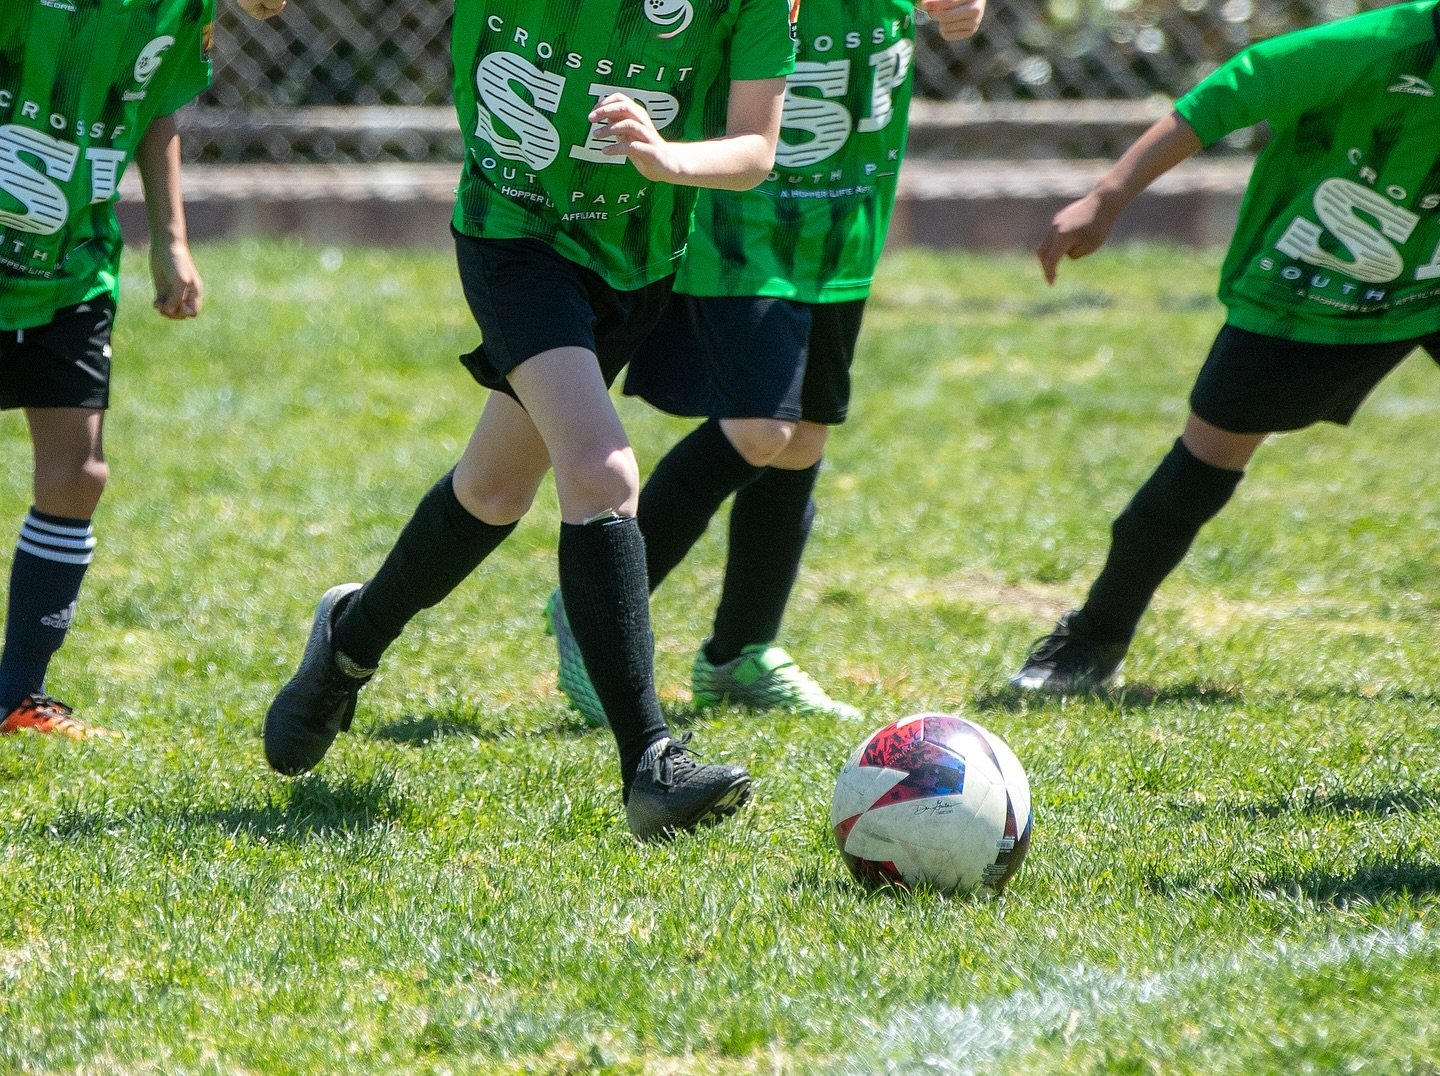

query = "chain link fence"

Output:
[[190, 0, 1386, 162]]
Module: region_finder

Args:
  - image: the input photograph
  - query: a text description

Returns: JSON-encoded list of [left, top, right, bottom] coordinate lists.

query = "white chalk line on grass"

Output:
[[869, 921, 1438, 1074]]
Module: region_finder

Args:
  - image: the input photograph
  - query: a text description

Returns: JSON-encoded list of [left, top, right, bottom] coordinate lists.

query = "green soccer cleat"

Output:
[[543, 589, 609, 728], [691, 642, 861, 720]]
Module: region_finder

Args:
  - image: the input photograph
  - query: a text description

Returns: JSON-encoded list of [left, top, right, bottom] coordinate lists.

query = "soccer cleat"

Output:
[[264, 583, 376, 775], [0, 693, 118, 740], [543, 589, 609, 728], [1009, 610, 1128, 694], [691, 643, 862, 720], [624, 734, 751, 841]]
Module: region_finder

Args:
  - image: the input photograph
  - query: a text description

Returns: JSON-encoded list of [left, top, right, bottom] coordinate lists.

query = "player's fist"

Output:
[[1035, 191, 1120, 284], [920, 0, 986, 41], [236, 0, 286, 19], [151, 242, 204, 320]]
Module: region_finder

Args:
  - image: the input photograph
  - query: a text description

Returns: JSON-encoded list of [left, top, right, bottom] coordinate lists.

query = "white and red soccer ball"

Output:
[[831, 713, 1032, 895]]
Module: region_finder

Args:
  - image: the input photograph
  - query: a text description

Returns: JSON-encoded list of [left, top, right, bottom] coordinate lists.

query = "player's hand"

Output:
[[587, 93, 680, 183], [236, 0, 286, 19], [1035, 192, 1118, 285], [151, 241, 204, 319], [920, 0, 986, 41]]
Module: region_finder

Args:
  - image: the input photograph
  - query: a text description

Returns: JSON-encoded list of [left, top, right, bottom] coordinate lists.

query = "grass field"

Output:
[[2, 241, 1438, 1073]]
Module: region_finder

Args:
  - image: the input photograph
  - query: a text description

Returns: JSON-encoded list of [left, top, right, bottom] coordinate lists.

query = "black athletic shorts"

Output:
[[0, 297, 114, 411], [1189, 324, 1440, 433], [623, 294, 866, 425], [452, 230, 674, 399]]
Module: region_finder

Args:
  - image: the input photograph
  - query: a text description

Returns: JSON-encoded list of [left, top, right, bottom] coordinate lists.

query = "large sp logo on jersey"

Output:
[[473, 53, 679, 170], [778, 40, 914, 168], [644, 0, 692, 38], [0, 126, 126, 235], [1275, 177, 1440, 285]]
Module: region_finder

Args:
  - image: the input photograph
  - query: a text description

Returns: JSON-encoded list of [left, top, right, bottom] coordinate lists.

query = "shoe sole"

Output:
[[264, 582, 362, 775], [666, 777, 752, 838], [1009, 663, 1123, 695], [695, 778, 751, 827]]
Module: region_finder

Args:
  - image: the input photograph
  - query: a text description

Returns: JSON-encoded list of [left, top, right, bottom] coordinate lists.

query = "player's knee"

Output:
[[34, 457, 108, 516], [470, 487, 536, 525], [783, 422, 829, 466], [1181, 413, 1266, 471], [557, 454, 639, 520], [451, 470, 535, 525], [722, 418, 794, 466]]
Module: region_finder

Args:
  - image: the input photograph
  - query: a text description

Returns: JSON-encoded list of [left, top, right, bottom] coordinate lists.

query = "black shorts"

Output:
[[452, 230, 674, 399], [623, 294, 866, 425], [1189, 325, 1440, 433], [0, 298, 114, 410]]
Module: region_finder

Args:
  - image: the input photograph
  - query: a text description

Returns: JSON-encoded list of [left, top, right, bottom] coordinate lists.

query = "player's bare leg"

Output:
[[264, 394, 549, 776], [1180, 411, 1267, 471], [509, 348, 749, 839], [1, 407, 116, 739]]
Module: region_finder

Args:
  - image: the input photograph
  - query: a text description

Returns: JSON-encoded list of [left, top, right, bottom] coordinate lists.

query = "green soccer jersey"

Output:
[[676, 0, 917, 302], [451, 0, 797, 292], [1175, 0, 1440, 344], [0, 0, 214, 331]]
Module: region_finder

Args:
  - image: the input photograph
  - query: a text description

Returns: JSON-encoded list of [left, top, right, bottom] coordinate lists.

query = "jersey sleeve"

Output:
[[727, 0, 798, 80], [1176, 41, 1343, 145], [1173, 6, 1416, 146], [149, 4, 215, 117]]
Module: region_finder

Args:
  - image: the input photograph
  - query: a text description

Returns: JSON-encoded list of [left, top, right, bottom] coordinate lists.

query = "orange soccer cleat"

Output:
[[0, 694, 119, 740]]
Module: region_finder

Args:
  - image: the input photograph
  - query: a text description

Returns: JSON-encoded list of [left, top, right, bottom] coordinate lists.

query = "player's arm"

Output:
[[136, 113, 203, 319], [920, 0, 987, 41], [1036, 111, 1203, 284], [587, 75, 786, 192]]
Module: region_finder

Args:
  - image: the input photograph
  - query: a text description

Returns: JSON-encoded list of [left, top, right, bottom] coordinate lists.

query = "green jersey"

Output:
[[0, 0, 214, 330], [451, 0, 797, 292], [1175, 0, 1440, 344], [677, 0, 917, 302]]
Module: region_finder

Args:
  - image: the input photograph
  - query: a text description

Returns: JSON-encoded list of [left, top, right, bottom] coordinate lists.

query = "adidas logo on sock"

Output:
[[40, 601, 76, 630]]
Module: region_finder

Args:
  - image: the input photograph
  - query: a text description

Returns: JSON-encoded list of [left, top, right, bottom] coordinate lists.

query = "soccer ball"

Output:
[[830, 712, 1032, 895]]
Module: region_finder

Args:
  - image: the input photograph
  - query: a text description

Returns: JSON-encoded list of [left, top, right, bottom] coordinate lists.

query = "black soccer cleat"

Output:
[[625, 734, 751, 842], [1010, 610, 1128, 694], [264, 583, 376, 775]]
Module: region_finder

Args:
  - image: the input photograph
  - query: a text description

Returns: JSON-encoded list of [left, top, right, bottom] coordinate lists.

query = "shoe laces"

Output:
[[648, 733, 702, 790], [1024, 614, 1079, 663], [1026, 631, 1068, 663]]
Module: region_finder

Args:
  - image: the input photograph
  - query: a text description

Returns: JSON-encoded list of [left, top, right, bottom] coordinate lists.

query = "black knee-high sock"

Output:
[[708, 461, 820, 665], [1075, 438, 1243, 643], [637, 419, 765, 591], [334, 470, 516, 668], [0, 509, 95, 709], [558, 515, 668, 798]]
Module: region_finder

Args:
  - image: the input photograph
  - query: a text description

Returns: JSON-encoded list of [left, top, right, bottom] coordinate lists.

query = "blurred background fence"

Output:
[[189, 0, 1382, 164]]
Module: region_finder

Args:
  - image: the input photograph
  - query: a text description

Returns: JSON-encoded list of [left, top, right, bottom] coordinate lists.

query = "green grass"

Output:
[[2, 240, 1438, 1073]]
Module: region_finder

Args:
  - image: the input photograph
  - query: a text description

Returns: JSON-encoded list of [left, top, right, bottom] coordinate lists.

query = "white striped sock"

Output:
[[17, 511, 95, 566]]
